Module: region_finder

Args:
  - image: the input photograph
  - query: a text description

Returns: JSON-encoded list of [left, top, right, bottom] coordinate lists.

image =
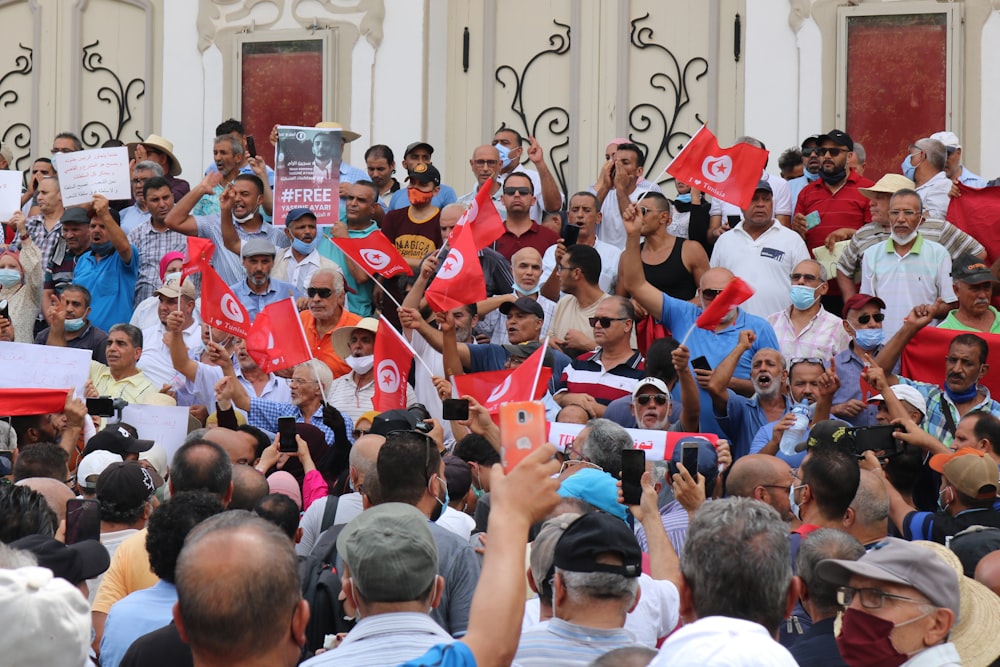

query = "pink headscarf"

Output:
[[0, 249, 25, 287], [159, 251, 185, 281], [267, 470, 303, 510]]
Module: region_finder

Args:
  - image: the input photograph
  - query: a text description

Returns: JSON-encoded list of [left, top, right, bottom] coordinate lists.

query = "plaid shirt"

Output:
[[24, 215, 62, 267], [898, 377, 1000, 447], [127, 221, 188, 305], [247, 397, 354, 447]]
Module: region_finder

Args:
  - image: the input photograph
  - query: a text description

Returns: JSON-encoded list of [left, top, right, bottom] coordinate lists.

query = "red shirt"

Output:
[[493, 221, 559, 261], [794, 170, 875, 252]]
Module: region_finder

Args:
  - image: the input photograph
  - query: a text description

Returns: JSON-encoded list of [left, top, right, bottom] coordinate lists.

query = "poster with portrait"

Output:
[[273, 125, 341, 227]]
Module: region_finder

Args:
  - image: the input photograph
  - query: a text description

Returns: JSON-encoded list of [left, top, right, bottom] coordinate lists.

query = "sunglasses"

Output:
[[589, 316, 629, 328], [819, 147, 847, 157], [503, 186, 531, 196], [801, 147, 820, 157], [857, 313, 885, 324], [639, 206, 666, 216], [635, 393, 669, 406], [701, 288, 723, 299], [789, 357, 826, 371], [307, 287, 333, 298], [352, 428, 370, 439]]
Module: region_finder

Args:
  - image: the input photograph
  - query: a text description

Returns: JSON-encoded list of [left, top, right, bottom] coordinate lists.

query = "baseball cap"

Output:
[[77, 450, 123, 492], [800, 134, 821, 148], [796, 419, 855, 453], [405, 141, 434, 157], [0, 567, 91, 667], [553, 511, 642, 577], [951, 253, 999, 284], [331, 317, 379, 360], [369, 409, 418, 437], [817, 536, 960, 618], [868, 384, 928, 417], [529, 512, 582, 596], [443, 455, 472, 499], [841, 293, 886, 318], [154, 275, 196, 300], [930, 131, 961, 151], [241, 237, 277, 259], [60, 207, 90, 226], [632, 377, 669, 401], [406, 162, 441, 186], [929, 448, 999, 500], [499, 296, 544, 319], [815, 129, 854, 151], [557, 468, 627, 521], [859, 173, 916, 199], [337, 502, 438, 602], [286, 208, 316, 225], [96, 460, 162, 511], [754, 180, 772, 194], [83, 424, 154, 458], [10, 535, 111, 585]]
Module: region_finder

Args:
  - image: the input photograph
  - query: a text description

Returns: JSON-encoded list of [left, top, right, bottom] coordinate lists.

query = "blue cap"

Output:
[[558, 468, 627, 521], [286, 208, 316, 225]]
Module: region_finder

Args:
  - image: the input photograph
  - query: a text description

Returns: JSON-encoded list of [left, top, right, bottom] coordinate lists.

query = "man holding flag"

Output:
[[620, 200, 779, 437]]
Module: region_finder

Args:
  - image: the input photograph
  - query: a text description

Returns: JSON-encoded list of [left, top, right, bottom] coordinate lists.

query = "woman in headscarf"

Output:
[[0, 212, 41, 342]]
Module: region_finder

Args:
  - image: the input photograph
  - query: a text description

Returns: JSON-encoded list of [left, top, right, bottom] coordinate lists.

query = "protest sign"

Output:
[[54, 147, 130, 206], [273, 125, 341, 227], [0, 170, 22, 217], [0, 342, 91, 396], [547, 422, 718, 461], [121, 404, 190, 463]]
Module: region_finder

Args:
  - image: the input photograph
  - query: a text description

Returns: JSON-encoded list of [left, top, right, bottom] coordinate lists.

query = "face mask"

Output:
[[901, 154, 917, 181], [0, 268, 21, 288], [348, 476, 355, 492], [291, 236, 318, 255], [473, 468, 484, 498], [89, 241, 114, 257], [430, 475, 449, 522], [849, 323, 883, 350], [819, 168, 847, 185], [805, 170, 820, 182], [789, 284, 819, 310], [514, 281, 541, 296], [345, 354, 374, 375], [65, 317, 86, 333], [408, 188, 435, 207], [890, 229, 918, 246], [937, 487, 951, 513], [789, 484, 802, 521], [163, 271, 181, 283], [495, 143, 513, 171], [836, 607, 930, 667], [674, 193, 692, 203], [944, 382, 980, 404]]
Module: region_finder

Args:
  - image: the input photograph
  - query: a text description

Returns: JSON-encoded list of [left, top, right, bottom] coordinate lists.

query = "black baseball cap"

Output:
[[553, 512, 642, 578]]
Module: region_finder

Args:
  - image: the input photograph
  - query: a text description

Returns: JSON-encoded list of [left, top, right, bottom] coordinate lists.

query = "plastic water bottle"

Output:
[[779, 400, 813, 456]]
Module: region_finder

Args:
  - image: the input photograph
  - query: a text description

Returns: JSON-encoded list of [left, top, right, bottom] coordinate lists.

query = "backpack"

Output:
[[299, 496, 354, 653]]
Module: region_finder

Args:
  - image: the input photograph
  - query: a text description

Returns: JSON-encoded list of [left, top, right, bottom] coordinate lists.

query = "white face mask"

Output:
[[345, 354, 374, 375]]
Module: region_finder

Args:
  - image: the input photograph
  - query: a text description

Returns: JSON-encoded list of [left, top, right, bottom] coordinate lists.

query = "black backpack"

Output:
[[299, 496, 355, 653]]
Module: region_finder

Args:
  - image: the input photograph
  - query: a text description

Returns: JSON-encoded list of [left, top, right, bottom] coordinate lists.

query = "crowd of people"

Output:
[[3, 121, 1000, 667]]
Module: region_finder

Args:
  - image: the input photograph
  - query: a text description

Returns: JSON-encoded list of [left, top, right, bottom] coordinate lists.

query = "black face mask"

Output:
[[819, 168, 847, 185]]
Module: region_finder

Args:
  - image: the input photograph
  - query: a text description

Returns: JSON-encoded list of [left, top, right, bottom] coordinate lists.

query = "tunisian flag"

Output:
[[0, 388, 70, 416], [946, 184, 1000, 264], [200, 266, 251, 339], [331, 231, 412, 279], [181, 237, 215, 283], [424, 221, 486, 312], [245, 298, 312, 373], [900, 326, 1000, 395], [456, 178, 505, 250], [452, 343, 552, 413], [695, 277, 754, 330], [666, 125, 769, 209], [373, 315, 413, 411]]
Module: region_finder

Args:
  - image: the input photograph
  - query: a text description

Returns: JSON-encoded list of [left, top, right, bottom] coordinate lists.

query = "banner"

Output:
[[54, 147, 131, 206], [457, 178, 505, 250], [665, 125, 769, 209], [245, 298, 312, 373], [373, 315, 414, 411], [547, 422, 719, 461], [331, 231, 413, 279], [424, 221, 486, 312], [946, 184, 1000, 264], [200, 266, 251, 338], [0, 388, 70, 416], [273, 125, 340, 228], [0, 170, 21, 218], [121, 404, 191, 464], [900, 326, 1000, 395], [0, 342, 91, 397]]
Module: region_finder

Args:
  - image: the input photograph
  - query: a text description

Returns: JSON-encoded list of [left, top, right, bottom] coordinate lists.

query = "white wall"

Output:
[[161, 0, 209, 182], [980, 11, 1000, 180]]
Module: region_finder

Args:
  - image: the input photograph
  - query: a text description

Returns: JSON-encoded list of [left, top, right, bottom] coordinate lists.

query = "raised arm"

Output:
[[217, 185, 243, 257], [620, 201, 664, 321], [672, 345, 701, 432], [628, 471, 681, 588], [93, 195, 131, 263], [166, 311, 199, 381], [707, 330, 755, 413], [873, 304, 935, 377], [247, 156, 273, 217], [527, 136, 562, 214], [165, 172, 222, 236]]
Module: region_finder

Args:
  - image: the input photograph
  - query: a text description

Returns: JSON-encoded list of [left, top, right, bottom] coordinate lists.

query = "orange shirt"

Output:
[[300, 309, 362, 377]]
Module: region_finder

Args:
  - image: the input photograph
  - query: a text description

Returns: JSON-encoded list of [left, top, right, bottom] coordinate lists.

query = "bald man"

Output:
[[725, 454, 796, 522], [975, 551, 1000, 595], [205, 427, 257, 467], [16, 477, 76, 523], [483, 246, 556, 345]]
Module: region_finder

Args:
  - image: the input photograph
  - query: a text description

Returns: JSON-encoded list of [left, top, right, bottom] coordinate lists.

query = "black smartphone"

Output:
[[691, 356, 712, 372], [560, 222, 581, 247], [0, 299, 9, 321], [442, 398, 470, 421], [850, 425, 901, 458], [246, 135, 257, 158], [682, 442, 701, 479], [65, 498, 101, 544], [278, 416, 298, 453], [621, 448, 646, 506], [86, 397, 116, 418]]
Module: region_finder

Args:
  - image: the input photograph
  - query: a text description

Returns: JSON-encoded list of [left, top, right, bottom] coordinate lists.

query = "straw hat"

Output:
[[331, 317, 379, 360], [315, 122, 360, 143], [132, 134, 183, 176]]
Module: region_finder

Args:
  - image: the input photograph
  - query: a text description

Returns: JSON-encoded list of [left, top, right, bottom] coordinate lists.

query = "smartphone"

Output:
[[499, 401, 546, 472], [278, 416, 298, 453], [65, 498, 101, 544], [0, 299, 8, 322], [691, 356, 712, 372], [681, 442, 701, 478], [246, 135, 257, 158], [442, 398, 470, 422], [850, 424, 901, 458], [621, 449, 646, 506], [86, 396, 116, 418], [560, 222, 581, 247]]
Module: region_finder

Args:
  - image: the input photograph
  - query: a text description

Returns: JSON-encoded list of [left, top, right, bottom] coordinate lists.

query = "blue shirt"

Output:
[[716, 393, 793, 460], [399, 642, 476, 667], [247, 397, 353, 447], [100, 580, 177, 667], [318, 221, 378, 316], [658, 293, 780, 438], [73, 246, 140, 332], [388, 185, 459, 212], [230, 277, 304, 321], [750, 421, 806, 468]]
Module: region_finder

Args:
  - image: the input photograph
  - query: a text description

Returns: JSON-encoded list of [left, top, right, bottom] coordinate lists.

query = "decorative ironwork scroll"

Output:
[[0, 43, 33, 173], [80, 40, 146, 147]]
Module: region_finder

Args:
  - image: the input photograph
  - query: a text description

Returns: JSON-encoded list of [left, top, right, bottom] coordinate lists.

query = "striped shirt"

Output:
[[515, 618, 639, 666], [127, 221, 188, 305], [247, 397, 354, 447], [837, 219, 984, 281], [300, 612, 454, 667], [556, 349, 645, 405]]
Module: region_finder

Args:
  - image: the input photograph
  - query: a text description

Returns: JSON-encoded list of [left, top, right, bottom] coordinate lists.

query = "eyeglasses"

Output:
[[701, 288, 723, 299], [761, 483, 792, 494], [789, 357, 826, 370], [352, 428, 370, 439], [818, 147, 847, 157], [307, 287, 333, 298], [635, 393, 669, 406], [286, 378, 319, 386], [888, 209, 920, 217], [857, 313, 885, 324], [51, 147, 74, 154], [790, 273, 820, 283], [503, 186, 531, 196], [801, 147, 820, 157], [836, 586, 929, 610], [559, 459, 602, 475], [589, 316, 629, 328], [557, 264, 574, 273], [130, 178, 149, 185], [473, 159, 499, 167]]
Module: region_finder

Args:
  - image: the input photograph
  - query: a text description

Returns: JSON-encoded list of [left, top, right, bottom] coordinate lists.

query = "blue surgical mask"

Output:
[[674, 193, 692, 203], [514, 281, 541, 297], [937, 488, 951, 513], [901, 154, 917, 181], [65, 317, 86, 332], [164, 271, 182, 283], [89, 241, 114, 257], [805, 170, 820, 182], [291, 236, 318, 255], [789, 284, 819, 310], [0, 268, 21, 288], [789, 484, 802, 521], [495, 143, 513, 171], [850, 323, 883, 350]]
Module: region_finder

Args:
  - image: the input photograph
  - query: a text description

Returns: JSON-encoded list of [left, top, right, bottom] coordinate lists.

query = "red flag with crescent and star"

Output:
[[331, 231, 413, 279], [373, 315, 413, 411], [181, 237, 215, 283], [245, 298, 312, 373], [424, 221, 486, 313], [200, 265, 251, 339], [666, 125, 769, 209]]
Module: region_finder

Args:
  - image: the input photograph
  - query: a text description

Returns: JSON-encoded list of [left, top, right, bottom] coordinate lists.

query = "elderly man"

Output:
[[82, 324, 159, 404], [817, 537, 961, 666], [631, 367, 699, 433], [844, 469, 891, 548], [229, 237, 302, 321], [902, 137, 953, 220], [133, 133, 191, 201], [24, 175, 65, 272], [486, 247, 555, 345], [126, 176, 186, 306], [939, 253, 1000, 333], [767, 259, 851, 360], [710, 180, 811, 318], [458, 144, 506, 218], [135, 277, 200, 387], [831, 294, 889, 426], [72, 195, 139, 332], [726, 454, 797, 522], [539, 191, 620, 298], [299, 268, 361, 378], [860, 189, 956, 339], [118, 160, 160, 234], [931, 130, 988, 187]]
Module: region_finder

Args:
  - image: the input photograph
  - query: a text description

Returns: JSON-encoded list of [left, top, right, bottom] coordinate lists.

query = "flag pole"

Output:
[[530, 336, 549, 399], [380, 314, 436, 379], [325, 233, 407, 313], [678, 323, 697, 347]]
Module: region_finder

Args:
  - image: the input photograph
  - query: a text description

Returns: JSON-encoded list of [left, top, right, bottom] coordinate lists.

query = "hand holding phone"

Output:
[[691, 356, 712, 372], [560, 222, 581, 247], [246, 135, 257, 158], [442, 398, 470, 421], [681, 442, 701, 479], [621, 449, 646, 506], [66, 498, 101, 544], [278, 416, 298, 453]]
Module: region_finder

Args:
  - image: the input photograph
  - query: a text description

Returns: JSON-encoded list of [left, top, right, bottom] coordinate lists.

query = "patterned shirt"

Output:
[[766, 307, 852, 361], [127, 221, 188, 305], [837, 219, 985, 281], [555, 348, 645, 405], [194, 215, 290, 285], [24, 215, 62, 270], [515, 618, 639, 667], [247, 397, 354, 447], [897, 376, 1000, 447]]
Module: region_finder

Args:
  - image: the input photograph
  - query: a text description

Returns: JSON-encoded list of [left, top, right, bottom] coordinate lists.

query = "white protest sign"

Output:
[[547, 422, 718, 461], [0, 171, 22, 218], [0, 341, 91, 396], [121, 404, 190, 463], [56, 147, 130, 206]]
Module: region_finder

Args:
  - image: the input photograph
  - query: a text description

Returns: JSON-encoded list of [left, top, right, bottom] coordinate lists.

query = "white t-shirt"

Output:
[[541, 239, 620, 295]]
